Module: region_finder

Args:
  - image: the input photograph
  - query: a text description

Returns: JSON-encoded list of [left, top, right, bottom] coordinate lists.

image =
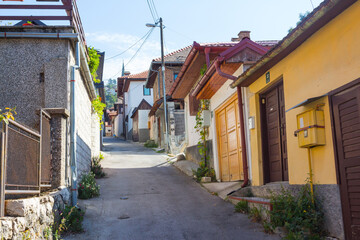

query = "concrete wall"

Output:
[[113, 114, 123, 137], [0, 38, 69, 129], [138, 110, 150, 129]]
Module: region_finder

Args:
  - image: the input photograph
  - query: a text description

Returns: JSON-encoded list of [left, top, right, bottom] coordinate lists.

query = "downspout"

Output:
[[214, 59, 237, 81], [214, 58, 249, 187], [70, 40, 80, 206], [237, 86, 249, 188]]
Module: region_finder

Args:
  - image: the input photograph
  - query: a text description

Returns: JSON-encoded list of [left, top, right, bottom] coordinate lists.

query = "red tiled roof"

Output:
[[126, 70, 149, 79], [152, 45, 192, 62]]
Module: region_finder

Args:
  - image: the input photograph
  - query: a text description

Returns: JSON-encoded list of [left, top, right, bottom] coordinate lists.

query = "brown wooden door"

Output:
[[332, 85, 360, 240], [261, 83, 288, 183], [216, 95, 243, 182]]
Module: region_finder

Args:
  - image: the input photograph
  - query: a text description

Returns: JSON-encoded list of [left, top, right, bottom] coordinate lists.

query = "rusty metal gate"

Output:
[[0, 110, 52, 217]]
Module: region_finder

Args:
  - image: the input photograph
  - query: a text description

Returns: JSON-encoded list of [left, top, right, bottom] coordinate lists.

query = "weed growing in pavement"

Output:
[[78, 172, 100, 199], [44, 205, 84, 239], [249, 207, 262, 222], [234, 200, 249, 214], [144, 140, 158, 148], [156, 149, 165, 153], [192, 161, 216, 182], [91, 153, 105, 179], [269, 184, 325, 239]]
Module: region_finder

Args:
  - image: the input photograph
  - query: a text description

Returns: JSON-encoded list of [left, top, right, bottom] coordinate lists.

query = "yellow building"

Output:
[[231, 0, 360, 239]]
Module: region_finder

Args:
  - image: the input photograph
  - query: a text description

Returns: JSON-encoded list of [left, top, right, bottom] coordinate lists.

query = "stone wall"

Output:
[[185, 140, 214, 169], [0, 188, 71, 240]]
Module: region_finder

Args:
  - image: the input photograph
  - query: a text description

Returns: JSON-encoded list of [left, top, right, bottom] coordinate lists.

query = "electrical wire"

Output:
[[147, 0, 157, 22], [310, 0, 315, 9], [150, 0, 159, 20], [108, 27, 155, 79], [125, 27, 155, 67], [105, 29, 153, 61]]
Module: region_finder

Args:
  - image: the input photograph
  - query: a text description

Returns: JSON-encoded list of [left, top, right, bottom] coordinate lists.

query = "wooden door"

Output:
[[216, 95, 243, 182], [261, 83, 288, 183], [332, 85, 360, 240]]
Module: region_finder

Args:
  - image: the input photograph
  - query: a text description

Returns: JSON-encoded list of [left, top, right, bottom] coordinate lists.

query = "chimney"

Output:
[[124, 71, 131, 76], [231, 31, 251, 42]]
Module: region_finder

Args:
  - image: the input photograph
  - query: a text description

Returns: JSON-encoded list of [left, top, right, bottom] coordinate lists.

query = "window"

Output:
[[143, 86, 151, 96], [174, 72, 179, 81]]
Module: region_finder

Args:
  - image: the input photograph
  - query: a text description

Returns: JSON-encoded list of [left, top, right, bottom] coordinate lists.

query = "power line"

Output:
[[310, 0, 315, 9], [125, 27, 155, 67], [109, 28, 154, 79], [105, 29, 152, 61], [150, 0, 159, 20], [147, 0, 157, 22]]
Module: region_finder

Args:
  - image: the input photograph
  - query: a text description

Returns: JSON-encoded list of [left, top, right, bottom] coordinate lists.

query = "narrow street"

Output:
[[66, 137, 279, 240]]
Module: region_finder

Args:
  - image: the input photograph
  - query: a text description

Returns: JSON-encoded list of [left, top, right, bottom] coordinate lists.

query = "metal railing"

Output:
[[0, 110, 52, 217], [0, 0, 87, 47]]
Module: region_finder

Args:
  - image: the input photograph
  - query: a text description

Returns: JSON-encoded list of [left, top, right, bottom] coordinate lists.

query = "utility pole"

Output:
[[159, 17, 169, 151]]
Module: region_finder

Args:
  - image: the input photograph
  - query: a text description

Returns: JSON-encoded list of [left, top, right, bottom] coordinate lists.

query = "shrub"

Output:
[[144, 140, 158, 148], [192, 161, 216, 182], [78, 172, 100, 199], [235, 200, 249, 214], [269, 184, 325, 239], [91, 154, 105, 179], [60, 205, 85, 233]]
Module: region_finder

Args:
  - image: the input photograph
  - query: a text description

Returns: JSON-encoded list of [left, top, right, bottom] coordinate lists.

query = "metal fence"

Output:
[[0, 110, 52, 217]]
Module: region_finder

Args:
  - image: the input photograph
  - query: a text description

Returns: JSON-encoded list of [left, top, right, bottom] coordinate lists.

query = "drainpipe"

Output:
[[213, 58, 249, 187], [237, 86, 249, 188], [70, 41, 80, 206], [214, 59, 237, 81]]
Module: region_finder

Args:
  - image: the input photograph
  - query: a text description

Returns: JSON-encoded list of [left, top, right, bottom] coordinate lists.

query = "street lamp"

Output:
[[146, 17, 169, 151]]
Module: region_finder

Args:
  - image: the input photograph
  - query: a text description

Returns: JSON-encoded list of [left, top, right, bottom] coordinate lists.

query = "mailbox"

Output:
[[201, 110, 211, 127], [295, 109, 325, 148]]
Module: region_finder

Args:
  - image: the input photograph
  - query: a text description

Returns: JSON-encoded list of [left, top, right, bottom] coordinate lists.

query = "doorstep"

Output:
[[202, 182, 243, 200]]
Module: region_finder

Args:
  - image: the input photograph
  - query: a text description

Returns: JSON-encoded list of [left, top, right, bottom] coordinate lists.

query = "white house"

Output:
[[117, 71, 153, 140]]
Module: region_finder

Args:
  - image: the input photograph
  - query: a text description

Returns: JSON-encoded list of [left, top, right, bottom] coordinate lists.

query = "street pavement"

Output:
[[65, 137, 279, 240]]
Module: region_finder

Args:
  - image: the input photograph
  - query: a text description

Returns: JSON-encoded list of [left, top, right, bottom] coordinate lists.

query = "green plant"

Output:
[[249, 207, 262, 222], [78, 172, 100, 199], [91, 155, 105, 179], [193, 99, 216, 182], [192, 161, 216, 182], [269, 184, 325, 239], [92, 95, 106, 129], [156, 149, 165, 153], [200, 64, 207, 76], [87, 46, 101, 83], [144, 140, 158, 148], [263, 220, 273, 234], [0, 107, 16, 124], [60, 205, 85, 233], [235, 200, 249, 214]]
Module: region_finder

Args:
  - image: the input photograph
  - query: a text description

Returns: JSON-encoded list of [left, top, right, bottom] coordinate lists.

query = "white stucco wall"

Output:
[[138, 110, 150, 129], [113, 114, 123, 137], [184, 95, 199, 147], [125, 81, 153, 134]]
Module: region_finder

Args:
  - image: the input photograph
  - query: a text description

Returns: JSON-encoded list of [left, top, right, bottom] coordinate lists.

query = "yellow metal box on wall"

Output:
[[296, 109, 325, 148]]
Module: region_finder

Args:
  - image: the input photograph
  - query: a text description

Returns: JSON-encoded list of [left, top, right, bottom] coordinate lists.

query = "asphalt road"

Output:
[[65, 137, 279, 240]]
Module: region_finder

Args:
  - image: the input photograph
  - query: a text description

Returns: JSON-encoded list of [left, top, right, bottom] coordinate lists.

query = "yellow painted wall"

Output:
[[248, 1, 360, 186]]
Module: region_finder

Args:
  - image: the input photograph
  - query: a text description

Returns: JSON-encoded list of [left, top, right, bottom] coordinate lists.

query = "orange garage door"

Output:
[[216, 94, 243, 182]]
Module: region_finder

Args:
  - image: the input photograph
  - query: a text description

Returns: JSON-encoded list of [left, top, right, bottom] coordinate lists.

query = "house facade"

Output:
[[231, 1, 360, 238], [131, 99, 152, 142], [145, 47, 191, 152], [0, 25, 100, 188], [170, 34, 276, 181], [117, 71, 153, 140]]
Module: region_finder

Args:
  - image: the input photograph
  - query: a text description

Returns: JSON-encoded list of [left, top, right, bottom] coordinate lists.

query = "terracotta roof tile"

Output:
[[153, 45, 192, 62], [126, 70, 149, 79]]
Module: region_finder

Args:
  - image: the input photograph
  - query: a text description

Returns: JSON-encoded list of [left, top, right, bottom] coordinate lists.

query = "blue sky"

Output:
[[1, 0, 324, 81]]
